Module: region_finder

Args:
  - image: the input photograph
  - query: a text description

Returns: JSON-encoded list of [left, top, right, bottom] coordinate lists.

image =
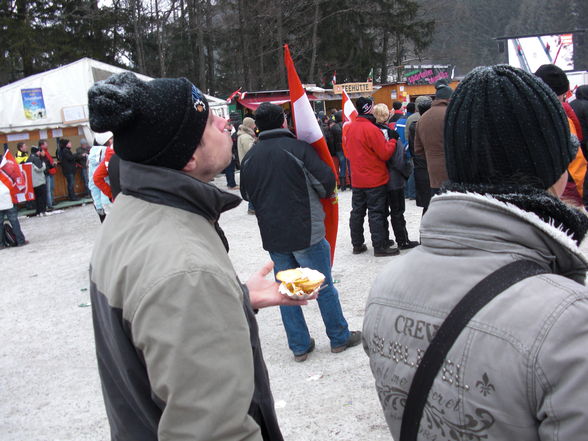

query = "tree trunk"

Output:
[[276, 2, 286, 87], [381, 31, 389, 84], [205, 0, 214, 92], [154, 0, 166, 77], [308, 0, 320, 83], [196, 0, 206, 89], [129, 0, 146, 73], [238, 0, 252, 90], [15, 0, 33, 76], [392, 33, 404, 83], [187, 0, 198, 80]]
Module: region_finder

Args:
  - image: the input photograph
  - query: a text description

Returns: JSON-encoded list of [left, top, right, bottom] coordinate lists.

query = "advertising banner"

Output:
[[21, 88, 47, 120], [402, 66, 453, 85]]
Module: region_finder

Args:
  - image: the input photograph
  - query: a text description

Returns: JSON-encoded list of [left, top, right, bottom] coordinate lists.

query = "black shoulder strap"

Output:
[[400, 259, 548, 441]]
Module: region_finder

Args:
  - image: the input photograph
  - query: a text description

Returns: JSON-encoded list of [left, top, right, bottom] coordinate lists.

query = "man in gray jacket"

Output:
[[364, 65, 588, 440], [88, 72, 305, 441]]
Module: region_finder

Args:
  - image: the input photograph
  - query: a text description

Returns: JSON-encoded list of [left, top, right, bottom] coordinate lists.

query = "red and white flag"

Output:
[[332, 71, 337, 86], [226, 87, 242, 103], [341, 89, 358, 123], [340, 89, 358, 157], [284, 44, 339, 263], [0, 150, 34, 203]]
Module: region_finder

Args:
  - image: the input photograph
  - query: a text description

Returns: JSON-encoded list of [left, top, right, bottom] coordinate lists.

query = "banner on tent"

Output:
[[21, 88, 47, 120]]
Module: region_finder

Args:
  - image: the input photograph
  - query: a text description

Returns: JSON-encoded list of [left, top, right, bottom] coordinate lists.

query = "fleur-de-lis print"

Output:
[[476, 373, 495, 397]]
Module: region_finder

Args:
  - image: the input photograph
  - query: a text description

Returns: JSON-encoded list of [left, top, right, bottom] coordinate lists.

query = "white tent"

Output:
[[0, 58, 228, 147]]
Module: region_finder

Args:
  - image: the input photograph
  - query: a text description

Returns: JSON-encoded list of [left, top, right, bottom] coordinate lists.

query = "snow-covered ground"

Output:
[[2, 174, 585, 441]]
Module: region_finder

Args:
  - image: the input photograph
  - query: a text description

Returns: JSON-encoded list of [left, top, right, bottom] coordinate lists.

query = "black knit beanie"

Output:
[[88, 72, 209, 170], [435, 79, 453, 100], [534, 64, 570, 96], [356, 97, 374, 115], [444, 65, 576, 189]]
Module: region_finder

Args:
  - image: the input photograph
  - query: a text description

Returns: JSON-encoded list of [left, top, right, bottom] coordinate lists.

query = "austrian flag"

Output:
[[341, 89, 358, 123], [226, 87, 242, 104], [283, 44, 339, 263]]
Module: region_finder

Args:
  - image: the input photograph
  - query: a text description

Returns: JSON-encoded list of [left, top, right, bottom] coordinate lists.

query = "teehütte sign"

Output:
[[333, 82, 373, 94]]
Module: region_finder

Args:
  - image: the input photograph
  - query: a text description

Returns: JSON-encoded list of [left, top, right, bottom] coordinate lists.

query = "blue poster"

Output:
[[21, 88, 47, 120]]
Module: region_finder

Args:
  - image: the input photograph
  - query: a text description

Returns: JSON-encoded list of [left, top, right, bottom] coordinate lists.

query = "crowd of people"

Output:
[[3, 62, 588, 441], [1, 131, 120, 246]]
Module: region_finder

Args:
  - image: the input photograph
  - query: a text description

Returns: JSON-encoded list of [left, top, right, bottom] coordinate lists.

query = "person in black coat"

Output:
[[408, 97, 433, 213], [58, 138, 81, 201], [240, 102, 361, 362], [329, 111, 349, 190]]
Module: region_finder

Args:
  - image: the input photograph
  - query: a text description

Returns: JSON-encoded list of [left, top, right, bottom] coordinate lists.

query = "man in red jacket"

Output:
[[345, 97, 398, 256]]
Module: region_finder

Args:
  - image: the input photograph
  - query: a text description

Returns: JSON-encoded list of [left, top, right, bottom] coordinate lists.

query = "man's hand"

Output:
[[246, 261, 316, 309]]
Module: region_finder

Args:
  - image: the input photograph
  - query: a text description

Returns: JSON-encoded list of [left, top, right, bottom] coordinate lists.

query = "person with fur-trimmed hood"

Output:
[[237, 116, 257, 164], [364, 65, 588, 441]]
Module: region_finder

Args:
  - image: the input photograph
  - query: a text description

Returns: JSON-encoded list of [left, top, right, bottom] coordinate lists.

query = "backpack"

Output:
[[2, 220, 18, 247]]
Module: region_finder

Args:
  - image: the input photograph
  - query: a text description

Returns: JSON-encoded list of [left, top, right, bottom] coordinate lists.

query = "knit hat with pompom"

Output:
[[88, 72, 209, 170]]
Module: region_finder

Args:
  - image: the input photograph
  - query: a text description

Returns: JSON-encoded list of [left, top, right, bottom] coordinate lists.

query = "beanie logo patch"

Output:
[[192, 85, 207, 113]]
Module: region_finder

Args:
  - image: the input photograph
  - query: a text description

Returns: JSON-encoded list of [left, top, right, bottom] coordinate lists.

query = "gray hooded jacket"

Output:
[[363, 192, 588, 441]]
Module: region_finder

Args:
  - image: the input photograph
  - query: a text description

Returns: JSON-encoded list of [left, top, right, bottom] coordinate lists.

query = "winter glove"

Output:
[[388, 129, 400, 141]]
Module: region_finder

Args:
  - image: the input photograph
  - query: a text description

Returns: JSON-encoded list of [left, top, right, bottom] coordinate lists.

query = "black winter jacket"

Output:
[[59, 147, 79, 174], [240, 129, 336, 252], [329, 122, 343, 153]]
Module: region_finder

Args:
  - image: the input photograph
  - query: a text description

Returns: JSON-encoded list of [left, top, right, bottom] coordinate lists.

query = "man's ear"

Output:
[[182, 150, 198, 172]]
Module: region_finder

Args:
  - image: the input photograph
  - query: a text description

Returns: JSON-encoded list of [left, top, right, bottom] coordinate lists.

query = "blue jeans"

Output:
[[46, 174, 54, 208], [81, 168, 89, 194], [64, 172, 76, 199], [269, 239, 350, 355], [0, 206, 26, 245], [404, 172, 416, 199], [223, 161, 237, 188], [336, 151, 348, 179]]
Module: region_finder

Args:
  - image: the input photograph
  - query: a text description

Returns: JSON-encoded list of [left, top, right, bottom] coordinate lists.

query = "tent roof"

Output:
[[0, 58, 152, 95], [1, 58, 227, 134]]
